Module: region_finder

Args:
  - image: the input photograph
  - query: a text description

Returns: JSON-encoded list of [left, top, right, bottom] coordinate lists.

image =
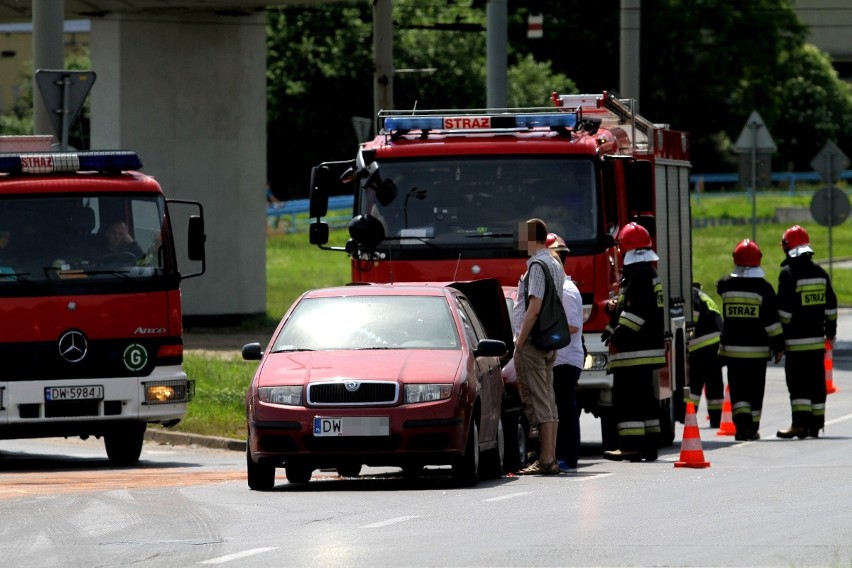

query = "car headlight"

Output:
[[258, 386, 302, 405], [404, 384, 453, 403]]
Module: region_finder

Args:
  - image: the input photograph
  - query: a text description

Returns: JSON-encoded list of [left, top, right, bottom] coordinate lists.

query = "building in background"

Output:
[[0, 20, 89, 114]]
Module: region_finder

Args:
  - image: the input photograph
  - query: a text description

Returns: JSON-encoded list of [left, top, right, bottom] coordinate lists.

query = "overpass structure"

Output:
[[0, 0, 335, 321]]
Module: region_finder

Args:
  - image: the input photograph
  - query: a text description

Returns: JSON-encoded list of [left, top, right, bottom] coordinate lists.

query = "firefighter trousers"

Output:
[[612, 366, 659, 454], [688, 347, 724, 426], [726, 358, 767, 438], [784, 349, 826, 431]]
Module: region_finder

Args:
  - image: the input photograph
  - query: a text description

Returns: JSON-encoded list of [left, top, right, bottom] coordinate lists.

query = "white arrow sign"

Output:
[[734, 110, 777, 153]]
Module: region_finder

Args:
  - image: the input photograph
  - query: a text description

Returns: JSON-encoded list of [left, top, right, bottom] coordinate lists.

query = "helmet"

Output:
[[781, 225, 813, 257], [617, 222, 652, 252], [546, 232, 569, 252], [732, 239, 762, 267], [616, 222, 658, 265]]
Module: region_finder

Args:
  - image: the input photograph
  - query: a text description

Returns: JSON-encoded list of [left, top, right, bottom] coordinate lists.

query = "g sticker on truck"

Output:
[[123, 344, 148, 371]]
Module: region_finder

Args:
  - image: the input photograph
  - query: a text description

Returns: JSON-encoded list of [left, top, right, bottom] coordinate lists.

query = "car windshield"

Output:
[[0, 194, 169, 284], [272, 295, 460, 351], [360, 156, 597, 246]]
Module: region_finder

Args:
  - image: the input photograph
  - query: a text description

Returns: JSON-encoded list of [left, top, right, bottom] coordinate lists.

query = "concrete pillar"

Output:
[[619, 0, 641, 101], [90, 13, 267, 319], [373, 0, 394, 122], [32, 0, 64, 138], [486, 0, 508, 109]]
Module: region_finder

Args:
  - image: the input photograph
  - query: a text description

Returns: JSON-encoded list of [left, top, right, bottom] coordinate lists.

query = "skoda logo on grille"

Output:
[[344, 381, 360, 392], [58, 330, 88, 363]]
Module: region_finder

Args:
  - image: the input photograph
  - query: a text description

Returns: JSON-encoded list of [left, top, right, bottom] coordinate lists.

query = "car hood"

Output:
[[258, 349, 465, 385]]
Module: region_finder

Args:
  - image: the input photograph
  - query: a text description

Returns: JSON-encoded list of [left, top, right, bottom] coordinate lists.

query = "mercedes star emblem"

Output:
[[58, 330, 88, 363]]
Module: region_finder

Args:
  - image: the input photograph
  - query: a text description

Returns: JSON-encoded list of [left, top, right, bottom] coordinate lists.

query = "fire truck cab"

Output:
[[307, 92, 693, 450], [0, 137, 206, 465]]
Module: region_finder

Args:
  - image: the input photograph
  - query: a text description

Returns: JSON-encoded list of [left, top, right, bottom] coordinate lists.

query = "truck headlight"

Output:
[[144, 380, 192, 404], [584, 353, 609, 372], [404, 384, 453, 403], [258, 386, 302, 406]]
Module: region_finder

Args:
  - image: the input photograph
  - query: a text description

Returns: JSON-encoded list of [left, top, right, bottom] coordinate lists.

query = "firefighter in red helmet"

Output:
[[776, 225, 837, 439], [716, 239, 785, 440], [602, 222, 666, 462]]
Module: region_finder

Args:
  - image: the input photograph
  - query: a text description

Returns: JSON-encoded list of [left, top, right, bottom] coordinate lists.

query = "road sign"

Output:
[[810, 185, 851, 227], [734, 110, 776, 153], [810, 141, 850, 184], [35, 70, 96, 150]]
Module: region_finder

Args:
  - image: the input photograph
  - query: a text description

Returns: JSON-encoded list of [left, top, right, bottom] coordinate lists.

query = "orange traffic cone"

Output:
[[825, 338, 838, 395], [716, 384, 736, 436], [675, 401, 711, 468]]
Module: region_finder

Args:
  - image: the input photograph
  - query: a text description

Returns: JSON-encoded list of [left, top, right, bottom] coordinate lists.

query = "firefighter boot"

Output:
[[708, 409, 722, 430], [733, 413, 753, 441], [603, 449, 642, 462], [808, 413, 824, 438], [776, 425, 808, 439]]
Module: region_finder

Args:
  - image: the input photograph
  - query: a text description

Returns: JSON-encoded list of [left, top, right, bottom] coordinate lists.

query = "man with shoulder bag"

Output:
[[513, 218, 568, 475]]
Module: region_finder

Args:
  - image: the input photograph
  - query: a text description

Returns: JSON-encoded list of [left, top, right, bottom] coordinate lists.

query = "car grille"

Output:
[[307, 381, 398, 406]]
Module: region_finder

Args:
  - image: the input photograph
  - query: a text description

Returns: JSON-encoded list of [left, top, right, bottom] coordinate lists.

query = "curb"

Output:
[[145, 429, 246, 452]]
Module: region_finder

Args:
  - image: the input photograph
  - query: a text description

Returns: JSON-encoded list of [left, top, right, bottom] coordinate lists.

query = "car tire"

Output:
[[337, 464, 362, 478], [452, 416, 479, 487], [502, 410, 528, 473], [246, 448, 275, 491], [104, 422, 146, 466], [480, 416, 505, 479], [284, 464, 313, 484]]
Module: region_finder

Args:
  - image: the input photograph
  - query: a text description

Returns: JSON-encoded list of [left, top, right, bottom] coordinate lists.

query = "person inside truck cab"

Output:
[[103, 220, 144, 261]]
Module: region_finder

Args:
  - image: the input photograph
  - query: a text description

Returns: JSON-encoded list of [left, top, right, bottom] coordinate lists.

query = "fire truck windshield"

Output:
[[360, 156, 597, 248], [0, 194, 172, 284]]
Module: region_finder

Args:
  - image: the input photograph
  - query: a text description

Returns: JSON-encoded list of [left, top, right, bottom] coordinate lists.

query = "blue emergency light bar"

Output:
[[0, 151, 142, 174], [384, 112, 578, 132]]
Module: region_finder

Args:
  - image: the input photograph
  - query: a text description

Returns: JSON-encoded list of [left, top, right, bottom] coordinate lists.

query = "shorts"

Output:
[[515, 341, 559, 425]]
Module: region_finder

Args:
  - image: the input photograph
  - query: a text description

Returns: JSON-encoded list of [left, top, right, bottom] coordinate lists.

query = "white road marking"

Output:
[[361, 515, 420, 528], [483, 491, 529, 502], [199, 547, 278, 564]]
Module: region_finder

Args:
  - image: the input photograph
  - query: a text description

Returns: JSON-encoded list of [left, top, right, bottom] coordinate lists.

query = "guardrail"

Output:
[[267, 195, 354, 232], [690, 170, 852, 194]]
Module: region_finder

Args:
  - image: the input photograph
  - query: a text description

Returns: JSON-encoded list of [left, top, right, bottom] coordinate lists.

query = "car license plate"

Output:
[[313, 416, 389, 437], [44, 385, 104, 401]]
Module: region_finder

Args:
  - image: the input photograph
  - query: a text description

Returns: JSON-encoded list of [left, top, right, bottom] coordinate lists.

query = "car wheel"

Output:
[[502, 410, 528, 473], [337, 464, 362, 478], [452, 416, 479, 487], [480, 416, 505, 479], [246, 448, 275, 491], [284, 464, 313, 484], [104, 422, 146, 466]]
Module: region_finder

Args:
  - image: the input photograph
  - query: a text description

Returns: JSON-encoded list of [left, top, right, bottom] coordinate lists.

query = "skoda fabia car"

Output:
[[242, 279, 517, 489]]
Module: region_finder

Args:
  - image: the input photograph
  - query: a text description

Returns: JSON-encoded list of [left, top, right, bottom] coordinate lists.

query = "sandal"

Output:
[[518, 460, 560, 475]]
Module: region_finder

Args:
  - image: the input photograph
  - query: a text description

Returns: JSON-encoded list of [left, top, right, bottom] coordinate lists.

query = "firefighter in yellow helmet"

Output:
[[602, 222, 666, 462], [716, 239, 785, 441], [776, 225, 837, 439]]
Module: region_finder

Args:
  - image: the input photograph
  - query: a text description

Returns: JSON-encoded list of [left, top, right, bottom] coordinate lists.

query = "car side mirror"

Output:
[[242, 342, 263, 361], [474, 339, 508, 359]]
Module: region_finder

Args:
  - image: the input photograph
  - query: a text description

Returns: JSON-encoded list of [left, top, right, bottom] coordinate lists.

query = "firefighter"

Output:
[[776, 225, 837, 439], [602, 222, 666, 462], [716, 239, 785, 441], [687, 283, 724, 428]]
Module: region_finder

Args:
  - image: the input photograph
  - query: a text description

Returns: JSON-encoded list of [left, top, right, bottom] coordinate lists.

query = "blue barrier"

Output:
[[691, 170, 852, 194], [267, 195, 354, 232]]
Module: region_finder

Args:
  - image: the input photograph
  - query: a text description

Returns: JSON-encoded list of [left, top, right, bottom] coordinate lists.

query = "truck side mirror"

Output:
[[309, 221, 330, 245], [309, 165, 332, 218], [187, 215, 206, 262]]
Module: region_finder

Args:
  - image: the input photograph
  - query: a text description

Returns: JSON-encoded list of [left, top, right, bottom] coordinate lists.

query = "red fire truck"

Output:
[[308, 92, 692, 449], [0, 137, 206, 464]]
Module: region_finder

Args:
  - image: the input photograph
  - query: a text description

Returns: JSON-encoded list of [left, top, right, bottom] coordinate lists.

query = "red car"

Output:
[[242, 279, 517, 489]]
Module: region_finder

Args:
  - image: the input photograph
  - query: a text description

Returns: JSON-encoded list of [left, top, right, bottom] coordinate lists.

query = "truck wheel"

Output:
[[246, 448, 276, 490], [284, 464, 313, 484], [104, 422, 146, 466], [452, 417, 479, 487], [502, 410, 527, 473], [480, 417, 505, 479]]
